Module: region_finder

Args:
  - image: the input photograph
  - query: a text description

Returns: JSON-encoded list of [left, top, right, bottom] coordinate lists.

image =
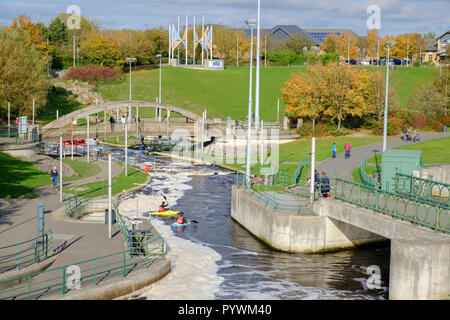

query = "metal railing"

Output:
[[334, 178, 449, 234], [235, 172, 320, 212], [360, 158, 380, 188], [0, 231, 54, 273], [0, 243, 164, 300], [394, 173, 449, 207]]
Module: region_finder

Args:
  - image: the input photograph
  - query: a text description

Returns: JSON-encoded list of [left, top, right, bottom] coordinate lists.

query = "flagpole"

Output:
[[185, 15, 188, 66], [255, 0, 261, 131], [211, 25, 213, 59], [193, 17, 196, 65], [202, 16, 204, 66], [178, 16, 180, 64], [169, 25, 171, 61]]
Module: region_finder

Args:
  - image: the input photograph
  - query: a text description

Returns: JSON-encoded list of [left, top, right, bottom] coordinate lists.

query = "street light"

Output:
[[126, 58, 137, 121], [382, 40, 396, 152], [156, 54, 162, 122], [246, 18, 257, 186]]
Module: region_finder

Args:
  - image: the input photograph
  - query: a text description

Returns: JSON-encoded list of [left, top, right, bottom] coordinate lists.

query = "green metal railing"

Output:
[[235, 172, 318, 212], [0, 230, 53, 273], [360, 158, 380, 188], [394, 173, 449, 207], [334, 178, 449, 234], [0, 242, 165, 300]]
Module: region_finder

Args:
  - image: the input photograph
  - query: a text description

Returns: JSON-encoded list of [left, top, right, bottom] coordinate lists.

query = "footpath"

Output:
[[316, 132, 450, 180], [0, 158, 125, 270]]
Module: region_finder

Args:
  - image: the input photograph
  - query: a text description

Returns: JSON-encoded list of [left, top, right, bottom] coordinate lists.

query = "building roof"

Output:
[[304, 28, 359, 44], [424, 38, 437, 52], [437, 30, 450, 40]]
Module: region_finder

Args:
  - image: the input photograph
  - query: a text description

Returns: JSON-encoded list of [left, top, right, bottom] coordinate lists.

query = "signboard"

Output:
[[208, 60, 223, 68], [37, 201, 45, 238], [19, 116, 27, 134]]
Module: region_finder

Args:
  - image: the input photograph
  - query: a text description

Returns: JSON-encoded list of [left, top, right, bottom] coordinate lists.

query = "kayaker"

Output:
[[158, 200, 169, 212], [177, 212, 187, 225]]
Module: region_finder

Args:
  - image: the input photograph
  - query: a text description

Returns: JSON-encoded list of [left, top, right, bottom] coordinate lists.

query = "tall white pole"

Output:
[[178, 16, 180, 64], [108, 154, 112, 239], [310, 138, 316, 203], [125, 122, 128, 176], [202, 16, 204, 66], [383, 46, 391, 152], [32, 98, 35, 125], [56, 110, 59, 119], [255, 0, 261, 131], [73, 30, 76, 68], [185, 15, 188, 66], [159, 58, 162, 104], [277, 99, 280, 124], [377, 40, 380, 63], [87, 115, 90, 163], [169, 25, 171, 61], [129, 61, 132, 102], [59, 136, 63, 203], [193, 17, 196, 65], [246, 26, 254, 186], [211, 25, 213, 59]]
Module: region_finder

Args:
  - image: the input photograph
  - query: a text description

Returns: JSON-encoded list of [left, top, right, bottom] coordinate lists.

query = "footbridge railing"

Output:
[[0, 231, 54, 273], [334, 178, 449, 234], [393, 173, 449, 207]]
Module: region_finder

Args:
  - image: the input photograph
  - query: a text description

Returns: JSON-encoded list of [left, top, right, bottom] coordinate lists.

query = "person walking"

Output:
[[344, 141, 352, 159], [50, 167, 59, 191], [331, 143, 337, 159], [109, 115, 115, 133]]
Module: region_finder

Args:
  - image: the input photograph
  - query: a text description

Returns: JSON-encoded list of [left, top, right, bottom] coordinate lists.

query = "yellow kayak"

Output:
[[145, 210, 180, 217]]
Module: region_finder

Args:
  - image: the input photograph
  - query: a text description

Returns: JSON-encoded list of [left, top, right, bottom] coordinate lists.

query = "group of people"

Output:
[[402, 125, 420, 143], [109, 115, 142, 133], [331, 142, 352, 159], [309, 170, 331, 198], [158, 200, 187, 225]]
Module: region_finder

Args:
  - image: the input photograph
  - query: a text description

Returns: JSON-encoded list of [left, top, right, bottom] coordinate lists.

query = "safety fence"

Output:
[[333, 178, 449, 234], [0, 131, 39, 145], [272, 156, 310, 186], [360, 158, 380, 188], [234, 172, 332, 212], [394, 172, 449, 207], [0, 244, 165, 300], [0, 231, 54, 274]]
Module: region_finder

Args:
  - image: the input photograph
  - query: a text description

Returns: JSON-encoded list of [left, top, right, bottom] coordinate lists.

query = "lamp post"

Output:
[[254, 0, 261, 131], [246, 18, 257, 186], [156, 54, 162, 122], [126, 57, 136, 121], [382, 40, 396, 152]]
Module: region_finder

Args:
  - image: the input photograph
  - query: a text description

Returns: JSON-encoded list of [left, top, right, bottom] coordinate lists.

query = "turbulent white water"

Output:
[[118, 159, 225, 300]]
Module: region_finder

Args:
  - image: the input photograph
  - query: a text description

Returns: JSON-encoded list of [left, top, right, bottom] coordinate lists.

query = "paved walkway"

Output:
[[316, 132, 450, 180], [0, 157, 126, 270]]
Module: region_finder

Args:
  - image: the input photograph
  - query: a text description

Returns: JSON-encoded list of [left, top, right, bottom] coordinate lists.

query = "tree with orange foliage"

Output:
[[7, 15, 48, 54]]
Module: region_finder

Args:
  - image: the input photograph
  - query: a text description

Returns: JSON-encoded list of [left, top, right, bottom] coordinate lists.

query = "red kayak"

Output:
[[62, 139, 86, 146]]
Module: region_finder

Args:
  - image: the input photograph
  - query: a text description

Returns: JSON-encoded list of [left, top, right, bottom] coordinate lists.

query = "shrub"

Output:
[[410, 113, 427, 129], [64, 65, 119, 83]]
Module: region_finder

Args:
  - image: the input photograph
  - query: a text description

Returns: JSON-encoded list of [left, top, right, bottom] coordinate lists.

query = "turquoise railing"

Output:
[[0, 230, 54, 273], [334, 178, 449, 234], [394, 172, 449, 207], [360, 158, 380, 188]]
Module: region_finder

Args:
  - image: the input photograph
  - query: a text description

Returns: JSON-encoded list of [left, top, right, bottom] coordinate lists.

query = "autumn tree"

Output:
[[80, 33, 123, 70], [7, 15, 48, 54], [0, 29, 49, 120], [285, 32, 314, 54]]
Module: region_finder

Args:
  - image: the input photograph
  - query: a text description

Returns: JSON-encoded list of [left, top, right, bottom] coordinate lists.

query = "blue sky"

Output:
[[0, 0, 448, 37]]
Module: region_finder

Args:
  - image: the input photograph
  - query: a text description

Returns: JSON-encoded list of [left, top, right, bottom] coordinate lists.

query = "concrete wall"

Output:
[[231, 186, 386, 253], [421, 165, 450, 184], [0, 142, 39, 159]]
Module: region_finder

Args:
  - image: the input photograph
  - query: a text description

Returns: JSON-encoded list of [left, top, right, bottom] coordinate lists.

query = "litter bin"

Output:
[[104, 209, 116, 224], [444, 125, 447, 133]]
